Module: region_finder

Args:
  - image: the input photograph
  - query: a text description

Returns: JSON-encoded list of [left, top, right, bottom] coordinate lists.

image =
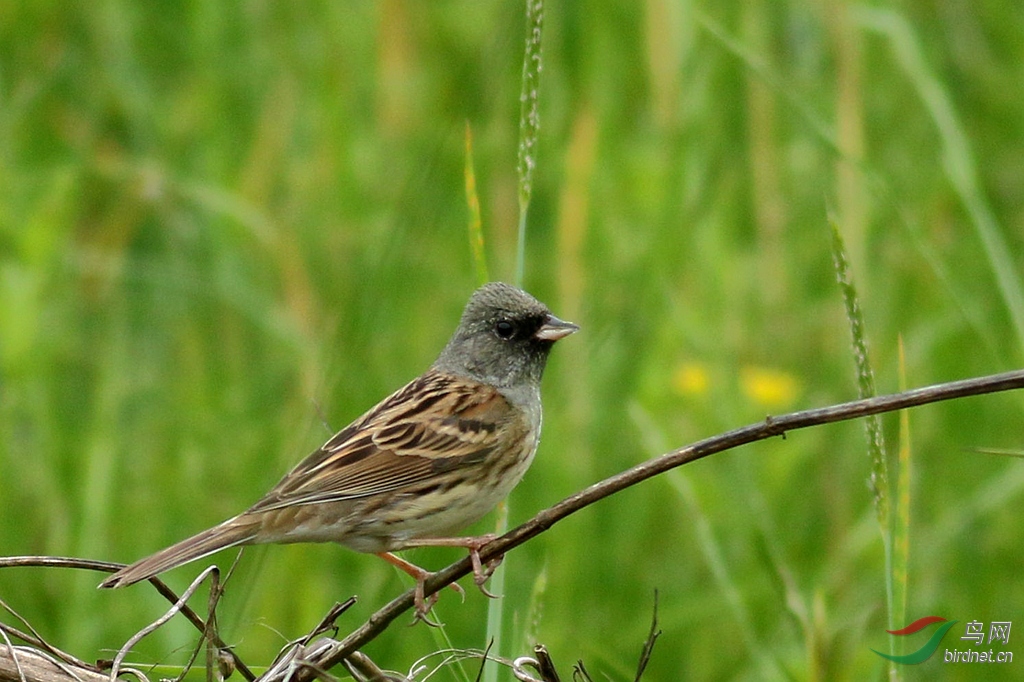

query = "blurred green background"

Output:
[[2, 2, 1023, 680]]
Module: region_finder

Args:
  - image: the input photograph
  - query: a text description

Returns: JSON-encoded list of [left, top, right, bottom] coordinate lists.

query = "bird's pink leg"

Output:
[[375, 551, 464, 622], [400, 534, 503, 597]]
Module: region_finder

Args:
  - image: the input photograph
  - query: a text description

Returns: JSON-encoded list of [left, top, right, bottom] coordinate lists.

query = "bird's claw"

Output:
[[467, 541, 504, 600], [388, 534, 505, 622], [411, 571, 468, 625], [412, 581, 442, 626]]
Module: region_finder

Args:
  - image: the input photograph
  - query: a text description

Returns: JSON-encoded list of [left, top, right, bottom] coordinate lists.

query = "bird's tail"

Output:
[[99, 516, 259, 589]]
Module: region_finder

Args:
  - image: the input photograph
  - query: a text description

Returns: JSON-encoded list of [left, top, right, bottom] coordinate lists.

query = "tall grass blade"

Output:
[[481, 502, 508, 682], [483, 3, 547, 670], [856, 7, 1024, 353], [693, 8, 838, 155], [829, 216, 894, 669], [482, 4, 545, 675], [891, 337, 912, 677], [971, 448, 1024, 459], [829, 217, 889, 525], [666, 469, 786, 681], [515, 0, 545, 286], [631, 404, 786, 681], [464, 122, 489, 285]]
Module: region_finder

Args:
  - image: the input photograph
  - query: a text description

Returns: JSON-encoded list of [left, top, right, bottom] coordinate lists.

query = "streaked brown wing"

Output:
[[248, 370, 513, 512]]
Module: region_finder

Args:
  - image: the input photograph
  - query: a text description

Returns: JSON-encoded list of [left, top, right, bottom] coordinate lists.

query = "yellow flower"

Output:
[[673, 361, 710, 397], [740, 365, 801, 410]]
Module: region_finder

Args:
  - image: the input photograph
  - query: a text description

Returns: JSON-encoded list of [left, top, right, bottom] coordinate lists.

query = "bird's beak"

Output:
[[534, 314, 580, 342]]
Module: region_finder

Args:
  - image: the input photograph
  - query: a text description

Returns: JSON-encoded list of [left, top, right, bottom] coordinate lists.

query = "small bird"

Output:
[[100, 282, 578, 616]]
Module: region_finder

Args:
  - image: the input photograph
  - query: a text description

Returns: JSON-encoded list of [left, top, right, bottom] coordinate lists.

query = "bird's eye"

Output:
[[494, 320, 516, 339]]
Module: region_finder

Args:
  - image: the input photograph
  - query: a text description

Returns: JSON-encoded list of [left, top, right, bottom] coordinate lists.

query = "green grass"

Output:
[[2, 2, 1024, 680]]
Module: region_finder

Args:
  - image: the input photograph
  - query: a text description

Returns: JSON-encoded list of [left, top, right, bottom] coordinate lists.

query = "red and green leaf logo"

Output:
[[872, 616, 958, 665]]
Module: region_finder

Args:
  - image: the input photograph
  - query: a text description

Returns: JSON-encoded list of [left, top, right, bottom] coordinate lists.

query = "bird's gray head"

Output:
[[433, 282, 578, 390]]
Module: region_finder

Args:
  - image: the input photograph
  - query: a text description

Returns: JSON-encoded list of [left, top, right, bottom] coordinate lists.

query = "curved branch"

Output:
[[5, 370, 1023, 682], [283, 368, 1024, 679]]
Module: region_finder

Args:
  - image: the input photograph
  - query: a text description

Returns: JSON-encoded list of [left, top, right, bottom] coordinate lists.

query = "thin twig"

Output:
[[0, 599, 92, 674], [1, 631, 27, 682], [633, 592, 660, 682], [342, 651, 401, 682], [109, 567, 217, 682], [260, 637, 345, 682], [278, 368, 1024, 679], [0, 557, 255, 681], [532, 646, 560, 682], [301, 600, 357, 647]]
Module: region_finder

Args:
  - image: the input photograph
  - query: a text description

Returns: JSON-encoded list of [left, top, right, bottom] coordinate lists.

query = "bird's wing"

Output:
[[248, 371, 515, 511]]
